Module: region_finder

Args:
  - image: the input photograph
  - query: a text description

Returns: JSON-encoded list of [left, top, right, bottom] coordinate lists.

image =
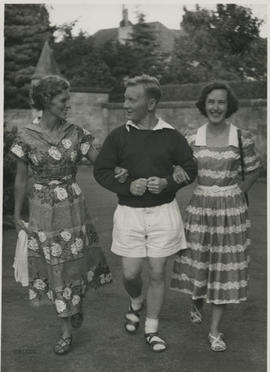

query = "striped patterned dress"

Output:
[[170, 123, 261, 304]]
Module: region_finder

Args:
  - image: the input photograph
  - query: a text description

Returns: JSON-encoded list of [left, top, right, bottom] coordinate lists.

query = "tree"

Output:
[[4, 4, 55, 108], [101, 12, 169, 100], [169, 4, 266, 83], [53, 30, 113, 88], [100, 40, 135, 99], [212, 4, 263, 55], [130, 12, 168, 79]]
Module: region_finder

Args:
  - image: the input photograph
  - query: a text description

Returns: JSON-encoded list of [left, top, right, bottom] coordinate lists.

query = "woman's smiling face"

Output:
[[47, 89, 71, 121], [205, 89, 228, 126]]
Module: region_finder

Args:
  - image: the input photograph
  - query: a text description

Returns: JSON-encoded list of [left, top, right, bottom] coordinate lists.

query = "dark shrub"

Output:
[[3, 124, 17, 218]]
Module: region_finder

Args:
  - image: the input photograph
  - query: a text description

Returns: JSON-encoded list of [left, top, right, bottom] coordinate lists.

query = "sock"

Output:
[[130, 294, 144, 311], [145, 317, 159, 334]]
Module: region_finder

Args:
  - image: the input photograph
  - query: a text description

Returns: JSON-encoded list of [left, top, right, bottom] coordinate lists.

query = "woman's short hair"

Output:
[[31, 75, 70, 110], [196, 81, 239, 118], [125, 74, 162, 103]]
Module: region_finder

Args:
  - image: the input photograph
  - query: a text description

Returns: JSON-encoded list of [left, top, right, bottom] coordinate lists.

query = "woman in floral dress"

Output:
[[11, 75, 114, 355], [170, 82, 261, 351]]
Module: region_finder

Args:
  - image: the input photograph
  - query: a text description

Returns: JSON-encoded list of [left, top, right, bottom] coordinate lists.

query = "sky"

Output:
[[47, 2, 268, 38]]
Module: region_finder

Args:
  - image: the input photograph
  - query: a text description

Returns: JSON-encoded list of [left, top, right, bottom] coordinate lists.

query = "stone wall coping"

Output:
[[5, 98, 266, 114], [103, 98, 267, 110], [70, 87, 111, 94]]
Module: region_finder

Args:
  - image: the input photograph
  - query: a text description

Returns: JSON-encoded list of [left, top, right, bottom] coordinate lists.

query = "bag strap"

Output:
[[237, 129, 249, 206], [237, 129, 245, 181]]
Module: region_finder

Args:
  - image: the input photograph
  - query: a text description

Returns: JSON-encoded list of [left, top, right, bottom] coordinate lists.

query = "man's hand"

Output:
[[130, 178, 148, 196], [114, 167, 129, 183], [173, 165, 190, 184], [147, 177, 168, 194]]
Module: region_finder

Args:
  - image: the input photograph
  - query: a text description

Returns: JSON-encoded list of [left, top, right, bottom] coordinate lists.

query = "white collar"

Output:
[[195, 123, 238, 147], [126, 118, 174, 132]]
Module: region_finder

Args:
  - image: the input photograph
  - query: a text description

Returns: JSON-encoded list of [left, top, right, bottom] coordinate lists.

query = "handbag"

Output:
[[237, 129, 249, 206]]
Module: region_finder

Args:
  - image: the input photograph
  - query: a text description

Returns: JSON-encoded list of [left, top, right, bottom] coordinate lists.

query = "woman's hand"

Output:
[[14, 217, 28, 234], [114, 167, 129, 183], [238, 168, 261, 193], [173, 165, 191, 184]]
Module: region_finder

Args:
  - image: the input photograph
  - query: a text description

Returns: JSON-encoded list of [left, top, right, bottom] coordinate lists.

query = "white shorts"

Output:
[[111, 199, 187, 258]]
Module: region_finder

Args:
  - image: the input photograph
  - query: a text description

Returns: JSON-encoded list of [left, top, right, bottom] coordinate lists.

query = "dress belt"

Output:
[[33, 174, 76, 186], [195, 184, 241, 197], [197, 184, 239, 191]]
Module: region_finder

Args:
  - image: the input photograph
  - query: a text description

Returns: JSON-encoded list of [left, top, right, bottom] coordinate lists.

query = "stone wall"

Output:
[[4, 95, 267, 167], [4, 91, 110, 144], [103, 99, 267, 167], [69, 91, 109, 142]]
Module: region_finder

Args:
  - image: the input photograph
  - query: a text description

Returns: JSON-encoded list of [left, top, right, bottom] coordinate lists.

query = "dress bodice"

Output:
[[11, 122, 94, 185], [187, 123, 260, 187]]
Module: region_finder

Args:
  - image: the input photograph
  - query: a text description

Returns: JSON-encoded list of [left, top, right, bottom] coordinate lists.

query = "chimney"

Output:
[[122, 5, 129, 26]]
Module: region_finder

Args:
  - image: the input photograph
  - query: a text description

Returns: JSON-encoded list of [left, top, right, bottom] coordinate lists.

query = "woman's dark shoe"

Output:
[[54, 335, 73, 355]]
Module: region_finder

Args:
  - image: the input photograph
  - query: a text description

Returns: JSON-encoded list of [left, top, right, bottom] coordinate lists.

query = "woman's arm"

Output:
[[85, 145, 99, 164], [173, 161, 197, 184], [239, 168, 261, 193], [239, 130, 262, 193], [14, 159, 28, 233], [85, 142, 129, 184]]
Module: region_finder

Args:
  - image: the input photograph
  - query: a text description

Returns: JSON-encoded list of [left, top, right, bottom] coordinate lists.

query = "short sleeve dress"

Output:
[[170, 123, 261, 304], [10, 122, 112, 317]]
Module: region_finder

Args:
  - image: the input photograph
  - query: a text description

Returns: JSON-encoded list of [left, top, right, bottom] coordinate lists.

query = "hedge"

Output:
[[109, 80, 267, 102]]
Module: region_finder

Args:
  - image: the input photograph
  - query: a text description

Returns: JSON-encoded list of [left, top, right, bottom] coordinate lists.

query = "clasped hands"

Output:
[[130, 177, 167, 196], [114, 167, 166, 195], [114, 164, 190, 196]]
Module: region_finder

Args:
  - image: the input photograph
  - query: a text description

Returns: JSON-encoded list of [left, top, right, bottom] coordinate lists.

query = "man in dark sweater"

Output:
[[94, 75, 197, 352]]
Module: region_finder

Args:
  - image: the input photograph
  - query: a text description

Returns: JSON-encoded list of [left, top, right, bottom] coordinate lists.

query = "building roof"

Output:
[[92, 28, 119, 47], [146, 22, 183, 53], [92, 21, 184, 53]]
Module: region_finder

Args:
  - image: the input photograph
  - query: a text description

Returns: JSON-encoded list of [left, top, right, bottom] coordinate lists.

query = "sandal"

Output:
[[190, 304, 203, 324], [54, 335, 73, 355], [208, 333, 227, 352], [125, 302, 144, 334], [71, 312, 84, 328], [145, 332, 167, 353]]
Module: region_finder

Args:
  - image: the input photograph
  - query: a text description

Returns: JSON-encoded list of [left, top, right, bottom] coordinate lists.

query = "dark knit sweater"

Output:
[[94, 125, 197, 207]]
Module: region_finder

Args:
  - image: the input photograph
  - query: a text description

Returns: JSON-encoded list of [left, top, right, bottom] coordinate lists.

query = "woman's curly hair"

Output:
[[30, 75, 70, 110], [196, 81, 239, 118]]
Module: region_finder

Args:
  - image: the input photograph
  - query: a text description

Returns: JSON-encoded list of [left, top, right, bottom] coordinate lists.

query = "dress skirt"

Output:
[[171, 184, 250, 304], [27, 177, 112, 317]]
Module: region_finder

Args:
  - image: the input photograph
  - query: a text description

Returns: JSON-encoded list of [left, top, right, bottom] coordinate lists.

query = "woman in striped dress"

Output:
[[170, 82, 261, 351]]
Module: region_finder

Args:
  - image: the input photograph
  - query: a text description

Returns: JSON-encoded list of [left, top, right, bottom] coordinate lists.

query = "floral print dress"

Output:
[[11, 122, 112, 317]]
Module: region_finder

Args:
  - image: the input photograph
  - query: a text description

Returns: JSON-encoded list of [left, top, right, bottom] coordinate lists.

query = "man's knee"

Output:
[[122, 257, 143, 282], [148, 257, 167, 283], [123, 270, 141, 282], [149, 266, 165, 283]]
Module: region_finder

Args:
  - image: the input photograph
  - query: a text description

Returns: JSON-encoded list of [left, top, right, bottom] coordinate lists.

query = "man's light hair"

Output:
[[125, 74, 162, 103]]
